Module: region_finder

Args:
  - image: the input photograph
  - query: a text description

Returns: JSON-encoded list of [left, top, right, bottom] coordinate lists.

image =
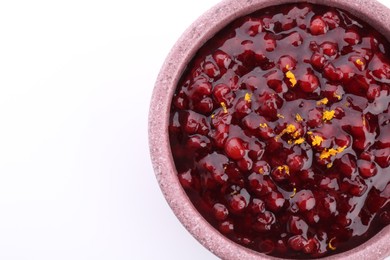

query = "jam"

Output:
[[168, 3, 390, 258]]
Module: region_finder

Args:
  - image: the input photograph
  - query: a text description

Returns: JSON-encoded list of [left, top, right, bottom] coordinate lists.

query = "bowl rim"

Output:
[[149, 0, 390, 259]]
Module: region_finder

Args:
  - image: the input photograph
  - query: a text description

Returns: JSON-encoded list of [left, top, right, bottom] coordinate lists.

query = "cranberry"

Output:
[[225, 137, 246, 160], [256, 92, 283, 118], [344, 29, 361, 45], [219, 219, 234, 234], [264, 34, 277, 52], [320, 41, 338, 57], [288, 216, 309, 235], [213, 203, 229, 220], [288, 235, 307, 251], [186, 134, 211, 152], [253, 160, 271, 175], [299, 72, 319, 92], [213, 50, 232, 69], [285, 31, 303, 46], [241, 18, 264, 36], [194, 97, 214, 114], [250, 198, 266, 214], [287, 154, 306, 172], [358, 160, 378, 178], [310, 16, 328, 35], [237, 156, 253, 171], [303, 238, 319, 254], [278, 55, 297, 71], [271, 165, 290, 182], [295, 190, 316, 211], [322, 11, 340, 29], [338, 154, 357, 177], [229, 193, 247, 212], [192, 81, 212, 97], [213, 83, 234, 104], [348, 176, 368, 196], [310, 53, 326, 69], [210, 123, 229, 148], [323, 63, 343, 81], [265, 191, 286, 212], [254, 210, 276, 232], [182, 111, 210, 135], [203, 61, 220, 78]]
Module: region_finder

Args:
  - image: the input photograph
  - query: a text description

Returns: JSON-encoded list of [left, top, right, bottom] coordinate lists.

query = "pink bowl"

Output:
[[149, 0, 390, 259]]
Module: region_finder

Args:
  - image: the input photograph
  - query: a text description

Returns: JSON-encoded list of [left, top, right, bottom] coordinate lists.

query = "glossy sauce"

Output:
[[169, 3, 390, 258]]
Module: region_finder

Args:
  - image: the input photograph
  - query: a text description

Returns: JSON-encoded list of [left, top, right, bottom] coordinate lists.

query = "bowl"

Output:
[[149, 0, 390, 259]]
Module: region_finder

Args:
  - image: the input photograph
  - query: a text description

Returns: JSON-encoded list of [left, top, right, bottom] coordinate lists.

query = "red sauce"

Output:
[[169, 3, 390, 258]]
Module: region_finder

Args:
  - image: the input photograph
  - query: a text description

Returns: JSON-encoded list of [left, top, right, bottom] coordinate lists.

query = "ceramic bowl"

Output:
[[149, 0, 390, 259]]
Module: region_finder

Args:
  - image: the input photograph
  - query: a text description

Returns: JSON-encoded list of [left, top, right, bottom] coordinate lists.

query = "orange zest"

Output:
[[285, 65, 297, 87], [221, 102, 228, 113]]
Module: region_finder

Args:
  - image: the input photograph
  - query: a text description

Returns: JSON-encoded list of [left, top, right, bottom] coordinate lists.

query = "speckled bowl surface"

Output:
[[149, 0, 390, 259]]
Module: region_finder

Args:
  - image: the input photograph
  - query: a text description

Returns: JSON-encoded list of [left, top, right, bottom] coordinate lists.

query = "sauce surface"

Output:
[[169, 3, 390, 258]]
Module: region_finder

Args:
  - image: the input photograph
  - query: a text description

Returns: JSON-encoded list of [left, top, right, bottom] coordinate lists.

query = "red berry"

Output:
[[358, 160, 378, 178], [213, 203, 229, 220], [203, 61, 220, 78], [288, 216, 309, 235], [320, 41, 338, 57], [225, 137, 246, 160], [299, 72, 319, 92], [265, 191, 286, 212], [278, 55, 297, 71], [295, 190, 316, 211], [219, 219, 234, 234], [344, 29, 361, 45], [288, 235, 307, 251], [250, 198, 266, 214], [310, 16, 328, 35], [229, 194, 247, 212], [310, 53, 326, 69], [323, 11, 340, 29]]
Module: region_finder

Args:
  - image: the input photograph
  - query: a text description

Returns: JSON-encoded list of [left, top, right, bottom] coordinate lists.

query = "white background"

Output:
[[0, 0, 389, 259]]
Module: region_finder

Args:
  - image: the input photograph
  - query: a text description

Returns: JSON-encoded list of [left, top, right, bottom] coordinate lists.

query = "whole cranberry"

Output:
[[229, 193, 247, 212], [358, 160, 378, 178], [323, 11, 340, 29], [299, 72, 319, 92], [295, 190, 316, 211], [250, 198, 266, 214], [225, 137, 246, 160], [310, 16, 328, 35], [203, 61, 220, 78], [213, 83, 234, 104], [253, 210, 276, 232], [288, 235, 307, 251], [213, 203, 229, 220], [344, 29, 361, 45], [287, 154, 306, 172], [288, 216, 309, 235], [278, 55, 297, 71], [310, 53, 326, 69], [219, 219, 234, 234], [213, 50, 232, 69], [320, 41, 338, 57], [265, 191, 286, 212]]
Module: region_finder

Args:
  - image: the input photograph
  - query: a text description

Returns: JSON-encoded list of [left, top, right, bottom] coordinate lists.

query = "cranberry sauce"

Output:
[[168, 3, 390, 258]]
